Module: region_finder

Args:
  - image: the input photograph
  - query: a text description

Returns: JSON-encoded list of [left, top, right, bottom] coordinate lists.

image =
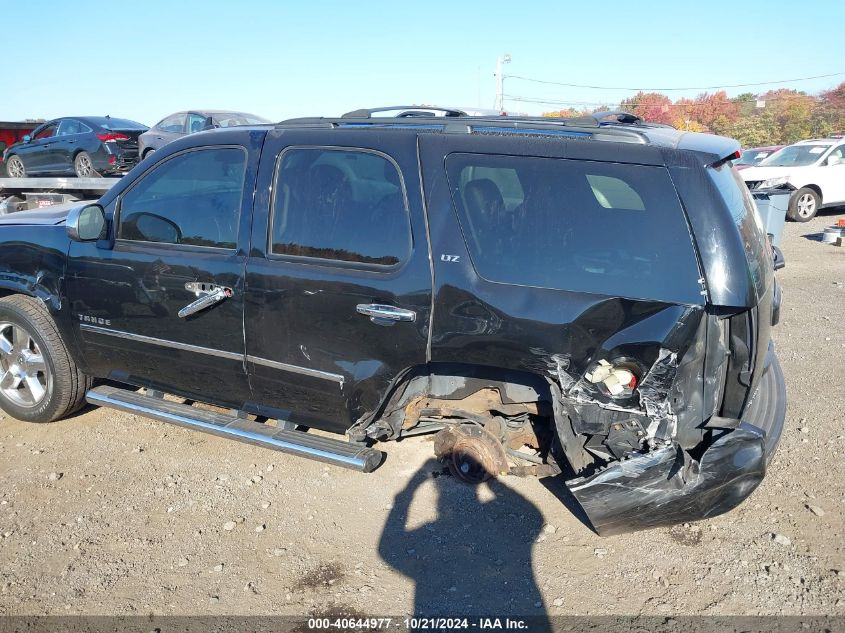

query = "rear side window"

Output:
[[270, 147, 411, 267], [708, 165, 768, 298], [158, 114, 186, 133], [445, 153, 703, 304], [118, 147, 246, 249]]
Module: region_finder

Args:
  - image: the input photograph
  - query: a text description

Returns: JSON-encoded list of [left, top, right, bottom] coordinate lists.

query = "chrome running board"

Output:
[[86, 385, 383, 473]]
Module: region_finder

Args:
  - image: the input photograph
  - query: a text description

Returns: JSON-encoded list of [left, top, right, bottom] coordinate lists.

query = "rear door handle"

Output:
[[356, 303, 416, 323], [179, 286, 232, 318]]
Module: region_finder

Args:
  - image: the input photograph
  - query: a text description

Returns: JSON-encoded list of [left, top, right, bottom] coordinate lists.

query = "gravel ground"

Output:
[[0, 212, 843, 618]]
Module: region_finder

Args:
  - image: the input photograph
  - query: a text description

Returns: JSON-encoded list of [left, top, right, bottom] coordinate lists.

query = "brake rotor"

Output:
[[433, 424, 509, 484]]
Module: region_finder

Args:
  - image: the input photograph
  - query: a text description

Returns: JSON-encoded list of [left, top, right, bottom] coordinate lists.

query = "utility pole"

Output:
[[494, 54, 511, 111]]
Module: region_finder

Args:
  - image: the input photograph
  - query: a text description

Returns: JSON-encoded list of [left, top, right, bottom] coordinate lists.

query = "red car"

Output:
[[733, 145, 784, 170]]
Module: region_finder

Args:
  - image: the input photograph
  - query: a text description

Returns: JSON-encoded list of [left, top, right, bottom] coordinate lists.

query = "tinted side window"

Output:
[[445, 153, 703, 304], [58, 119, 82, 136], [270, 148, 411, 267], [34, 124, 57, 140], [118, 147, 246, 249], [187, 113, 207, 134]]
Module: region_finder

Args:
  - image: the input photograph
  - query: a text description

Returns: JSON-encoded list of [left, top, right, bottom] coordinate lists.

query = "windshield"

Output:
[[735, 149, 774, 166], [760, 144, 829, 167]]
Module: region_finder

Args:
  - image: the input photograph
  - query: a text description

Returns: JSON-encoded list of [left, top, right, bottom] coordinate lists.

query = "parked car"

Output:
[[0, 109, 785, 535], [138, 110, 270, 158], [733, 145, 784, 171], [740, 138, 845, 221], [2, 117, 148, 178]]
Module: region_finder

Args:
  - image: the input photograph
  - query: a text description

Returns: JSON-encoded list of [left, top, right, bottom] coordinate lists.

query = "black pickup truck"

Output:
[[0, 110, 786, 535]]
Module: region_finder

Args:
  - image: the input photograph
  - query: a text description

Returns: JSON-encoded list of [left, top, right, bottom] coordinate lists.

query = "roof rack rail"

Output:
[[275, 115, 649, 144], [549, 110, 642, 127], [341, 105, 469, 119]]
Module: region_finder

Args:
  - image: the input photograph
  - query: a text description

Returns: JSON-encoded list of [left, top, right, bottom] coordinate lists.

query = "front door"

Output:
[[65, 143, 256, 407], [819, 145, 845, 204], [24, 122, 59, 173], [243, 129, 432, 433]]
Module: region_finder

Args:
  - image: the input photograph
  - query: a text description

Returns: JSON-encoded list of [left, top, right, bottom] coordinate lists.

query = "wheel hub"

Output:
[[433, 424, 510, 484], [0, 322, 50, 408]]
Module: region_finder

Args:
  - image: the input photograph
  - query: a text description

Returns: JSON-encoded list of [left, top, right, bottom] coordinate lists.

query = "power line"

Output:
[[505, 72, 845, 92], [503, 94, 828, 108]]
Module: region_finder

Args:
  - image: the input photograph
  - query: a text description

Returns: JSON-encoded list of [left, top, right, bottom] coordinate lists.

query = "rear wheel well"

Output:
[[360, 364, 554, 441]]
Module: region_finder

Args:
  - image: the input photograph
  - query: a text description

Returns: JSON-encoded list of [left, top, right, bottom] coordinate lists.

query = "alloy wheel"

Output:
[[0, 322, 50, 408], [75, 154, 94, 177], [796, 193, 817, 219], [6, 157, 24, 178]]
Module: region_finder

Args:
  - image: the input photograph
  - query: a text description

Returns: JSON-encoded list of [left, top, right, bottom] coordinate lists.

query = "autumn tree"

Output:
[[536, 81, 845, 147], [620, 92, 674, 125]]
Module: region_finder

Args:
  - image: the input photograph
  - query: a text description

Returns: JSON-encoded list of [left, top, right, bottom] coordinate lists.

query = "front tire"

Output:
[[0, 296, 91, 422], [74, 151, 100, 178], [6, 155, 25, 178], [787, 187, 820, 222]]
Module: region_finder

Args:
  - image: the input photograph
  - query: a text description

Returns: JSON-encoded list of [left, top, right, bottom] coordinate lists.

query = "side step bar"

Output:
[[86, 385, 384, 473]]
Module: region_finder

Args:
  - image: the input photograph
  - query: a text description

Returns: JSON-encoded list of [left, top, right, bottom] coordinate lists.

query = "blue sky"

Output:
[[3, 0, 844, 125]]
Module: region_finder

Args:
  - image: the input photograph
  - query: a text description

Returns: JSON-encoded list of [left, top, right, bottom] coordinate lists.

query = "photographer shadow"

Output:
[[378, 459, 551, 630]]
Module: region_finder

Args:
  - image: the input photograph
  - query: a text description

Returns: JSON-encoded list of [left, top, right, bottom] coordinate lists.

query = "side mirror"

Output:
[[66, 204, 106, 241], [201, 116, 218, 131], [772, 244, 785, 271], [22, 135, 31, 143], [826, 155, 842, 166]]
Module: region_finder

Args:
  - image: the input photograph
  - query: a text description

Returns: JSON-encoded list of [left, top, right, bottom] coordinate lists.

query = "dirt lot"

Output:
[[1, 213, 844, 619]]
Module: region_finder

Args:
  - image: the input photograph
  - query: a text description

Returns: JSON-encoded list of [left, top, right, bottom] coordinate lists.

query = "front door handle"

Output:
[[179, 286, 232, 318], [356, 303, 416, 324]]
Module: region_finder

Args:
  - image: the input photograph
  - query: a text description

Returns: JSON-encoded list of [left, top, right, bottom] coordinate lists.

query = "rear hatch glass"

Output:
[[445, 153, 704, 305]]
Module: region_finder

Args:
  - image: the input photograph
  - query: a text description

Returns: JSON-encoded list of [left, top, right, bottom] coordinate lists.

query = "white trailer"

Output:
[[0, 177, 119, 214]]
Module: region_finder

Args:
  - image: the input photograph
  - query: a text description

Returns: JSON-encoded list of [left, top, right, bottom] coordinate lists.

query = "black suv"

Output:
[[0, 109, 786, 535]]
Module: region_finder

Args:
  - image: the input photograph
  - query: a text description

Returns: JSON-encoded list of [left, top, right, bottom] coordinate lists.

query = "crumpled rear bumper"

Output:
[[566, 352, 786, 536]]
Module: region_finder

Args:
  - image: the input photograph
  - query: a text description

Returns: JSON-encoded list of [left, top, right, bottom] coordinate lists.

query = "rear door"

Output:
[[65, 139, 258, 407], [55, 119, 88, 170], [243, 129, 432, 432], [152, 113, 187, 149]]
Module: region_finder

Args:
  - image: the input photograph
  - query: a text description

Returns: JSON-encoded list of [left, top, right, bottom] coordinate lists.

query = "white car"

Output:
[[740, 137, 845, 221]]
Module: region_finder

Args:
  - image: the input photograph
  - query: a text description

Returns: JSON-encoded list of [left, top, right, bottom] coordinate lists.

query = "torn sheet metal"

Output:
[[566, 423, 766, 536], [637, 349, 678, 420]]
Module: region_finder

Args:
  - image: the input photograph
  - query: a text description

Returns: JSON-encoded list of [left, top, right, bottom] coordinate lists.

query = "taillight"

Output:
[[97, 133, 130, 142]]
